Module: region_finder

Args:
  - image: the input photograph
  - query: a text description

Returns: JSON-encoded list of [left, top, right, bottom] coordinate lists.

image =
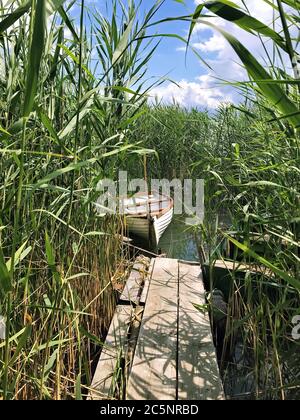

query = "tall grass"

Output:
[[131, 97, 300, 398], [187, 0, 300, 399], [0, 0, 299, 401], [0, 0, 162, 399], [129, 0, 300, 399]]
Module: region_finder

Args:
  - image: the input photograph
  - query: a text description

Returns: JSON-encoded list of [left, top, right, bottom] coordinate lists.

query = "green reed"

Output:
[[0, 0, 162, 399]]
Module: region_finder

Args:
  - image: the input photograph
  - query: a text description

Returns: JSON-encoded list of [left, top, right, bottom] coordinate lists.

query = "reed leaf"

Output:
[[112, 17, 134, 64], [0, 0, 31, 35], [32, 158, 97, 191], [57, 4, 80, 42], [6, 243, 32, 272], [194, 20, 300, 128], [0, 0, 66, 34], [23, 0, 46, 118], [191, 1, 287, 51], [9, 324, 32, 367], [0, 247, 11, 293], [225, 234, 300, 291], [281, 0, 299, 8]]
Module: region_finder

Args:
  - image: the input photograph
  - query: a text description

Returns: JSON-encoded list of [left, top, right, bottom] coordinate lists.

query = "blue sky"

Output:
[[69, 0, 295, 109], [139, 0, 202, 81], [80, 0, 208, 81]]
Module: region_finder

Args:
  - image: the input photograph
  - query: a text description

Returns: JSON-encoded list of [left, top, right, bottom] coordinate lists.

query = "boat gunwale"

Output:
[[123, 191, 174, 219]]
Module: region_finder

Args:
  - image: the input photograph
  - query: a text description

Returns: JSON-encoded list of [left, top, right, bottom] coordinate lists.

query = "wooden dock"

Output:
[[89, 257, 224, 400]]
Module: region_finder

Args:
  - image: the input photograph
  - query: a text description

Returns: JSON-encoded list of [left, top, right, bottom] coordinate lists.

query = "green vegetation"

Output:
[[0, 0, 299, 400], [191, 0, 300, 400], [0, 0, 162, 399], [132, 101, 300, 399], [130, 0, 300, 399]]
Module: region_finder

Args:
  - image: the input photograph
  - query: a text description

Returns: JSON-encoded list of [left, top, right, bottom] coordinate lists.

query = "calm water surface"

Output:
[[158, 216, 199, 261]]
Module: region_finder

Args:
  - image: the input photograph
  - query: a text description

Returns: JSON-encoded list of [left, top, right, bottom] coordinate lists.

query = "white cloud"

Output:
[[192, 0, 293, 64], [154, 0, 294, 108], [150, 75, 232, 109], [191, 0, 281, 73], [192, 34, 227, 53]]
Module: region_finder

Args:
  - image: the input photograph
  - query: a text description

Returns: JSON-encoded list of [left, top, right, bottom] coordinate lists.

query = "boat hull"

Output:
[[153, 206, 174, 244], [126, 207, 174, 246]]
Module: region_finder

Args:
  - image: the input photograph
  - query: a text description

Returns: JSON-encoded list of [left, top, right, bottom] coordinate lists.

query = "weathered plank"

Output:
[[139, 258, 155, 305], [89, 305, 132, 400], [124, 306, 144, 380], [213, 259, 274, 277], [127, 258, 179, 400], [90, 258, 224, 401], [178, 259, 200, 266], [119, 257, 150, 306], [177, 263, 224, 400]]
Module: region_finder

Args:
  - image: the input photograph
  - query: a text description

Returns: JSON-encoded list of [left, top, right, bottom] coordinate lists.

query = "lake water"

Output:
[[158, 216, 199, 261]]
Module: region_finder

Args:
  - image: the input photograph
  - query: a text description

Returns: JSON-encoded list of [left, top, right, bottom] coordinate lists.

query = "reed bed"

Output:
[[130, 0, 300, 398], [132, 101, 300, 399], [0, 0, 162, 399], [0, 0, 299, 400], [135, 2, 300, 390]]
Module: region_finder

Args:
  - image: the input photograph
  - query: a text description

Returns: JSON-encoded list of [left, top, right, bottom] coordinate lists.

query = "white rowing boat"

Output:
[[121, 191, 174, 247]]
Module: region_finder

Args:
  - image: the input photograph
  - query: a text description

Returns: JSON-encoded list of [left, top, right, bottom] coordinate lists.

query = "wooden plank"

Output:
[[127, 258, 179, 400], [119, 257, 150, 305], [211, 260, 274, 278], [139, 258, 155, 305], [178, 259, 200, 266], [125, 306, 144, 380], [177, 263, 224, 400], [89, 305, 132, 400], [125, 198, 170, 209]]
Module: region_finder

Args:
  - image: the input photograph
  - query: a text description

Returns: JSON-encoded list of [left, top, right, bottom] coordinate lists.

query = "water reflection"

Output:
[[158, 216, 199, 261]]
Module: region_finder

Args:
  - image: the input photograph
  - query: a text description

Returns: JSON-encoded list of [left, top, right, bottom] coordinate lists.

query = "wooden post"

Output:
[[143, 155, 148, 193]]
